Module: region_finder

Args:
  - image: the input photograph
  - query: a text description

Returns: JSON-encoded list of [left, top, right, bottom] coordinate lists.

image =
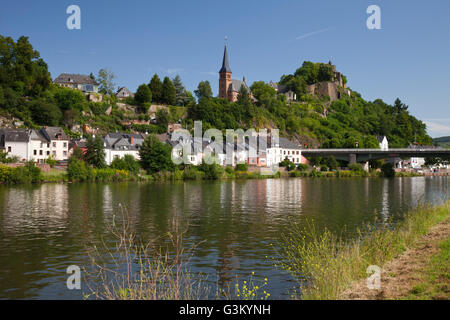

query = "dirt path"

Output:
[[341, 217, 450, 300]]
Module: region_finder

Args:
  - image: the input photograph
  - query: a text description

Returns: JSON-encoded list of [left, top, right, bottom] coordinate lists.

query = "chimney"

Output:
[[130, 136, 133, 145]]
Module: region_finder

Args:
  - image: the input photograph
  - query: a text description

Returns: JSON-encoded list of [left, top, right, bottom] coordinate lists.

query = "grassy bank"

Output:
[[406, 237, 450, 300], [279, 200, 450, 300]]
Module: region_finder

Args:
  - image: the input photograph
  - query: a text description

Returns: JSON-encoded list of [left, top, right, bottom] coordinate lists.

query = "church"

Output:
[[218, 45, 252, 102]]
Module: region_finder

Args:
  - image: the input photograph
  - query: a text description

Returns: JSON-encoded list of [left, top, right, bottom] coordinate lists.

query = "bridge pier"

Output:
[[349, 153, 357, 165]]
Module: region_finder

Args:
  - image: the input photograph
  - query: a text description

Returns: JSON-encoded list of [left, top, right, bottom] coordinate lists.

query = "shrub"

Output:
[[111, 155, 140, 175], [182, 166, 204, 180], [309, 170, 323, 178], [280, 158, 296, 171], [67, 157, 88, 181], [0, 162, 42, 184], [320, 164, 328, 172], [234, 163, 248, 172], [381, 163, 396, 177], [297, 164, 309, 171], [199, 162, 223, 180], [349, 163, 364, 172]]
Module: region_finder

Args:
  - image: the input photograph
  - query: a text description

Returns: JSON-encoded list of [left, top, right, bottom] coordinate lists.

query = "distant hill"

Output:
[[433, 136, 450, 148]]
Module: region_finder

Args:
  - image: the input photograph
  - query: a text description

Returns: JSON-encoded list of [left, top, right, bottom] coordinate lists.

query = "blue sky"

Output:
[[1, 0, 449, 137]]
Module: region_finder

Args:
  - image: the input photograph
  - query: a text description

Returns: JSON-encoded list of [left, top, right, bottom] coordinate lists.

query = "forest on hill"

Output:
[[0, 35, 432, 148]]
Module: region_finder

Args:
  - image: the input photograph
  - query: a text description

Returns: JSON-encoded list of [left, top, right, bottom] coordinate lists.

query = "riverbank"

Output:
[[1, 163, 445, 185], [279, 200, 450, 300], [341, 216, 450, 300]]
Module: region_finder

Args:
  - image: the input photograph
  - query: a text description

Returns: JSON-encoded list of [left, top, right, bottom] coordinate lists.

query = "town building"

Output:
[[377, 136, 389, 151], [54, 73, 99, 93], [116, 87, 133, 99], [0, 127, 69, 162], [103, 133, 146, 165], [218, 45, 253, 102], [269, 81, 297, 102], [266, 137, 304, 166]]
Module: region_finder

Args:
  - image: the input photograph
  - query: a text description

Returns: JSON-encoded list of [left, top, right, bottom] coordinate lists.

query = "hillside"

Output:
[[433, 136, 450, 148], [0, 35, 433, 148]]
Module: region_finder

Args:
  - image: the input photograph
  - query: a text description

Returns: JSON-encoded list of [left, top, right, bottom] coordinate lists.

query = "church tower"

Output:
[[219, 45, 232, 100]]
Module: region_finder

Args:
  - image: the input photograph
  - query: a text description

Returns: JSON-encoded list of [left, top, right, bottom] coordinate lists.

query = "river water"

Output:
[[0, 177, 448, 299]]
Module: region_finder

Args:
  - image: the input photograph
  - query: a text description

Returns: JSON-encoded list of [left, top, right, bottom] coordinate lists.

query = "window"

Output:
[[47, 143, 50, 148], [39, 150, 43, 156], [34, 150, 37, 155], [63, 142, 67, 148], [53, 142, 56, 147], [52, 151, 56, 156], [47, 151, 50, 155], [7, 146, 11, 153], [63, 151, 67, 156]]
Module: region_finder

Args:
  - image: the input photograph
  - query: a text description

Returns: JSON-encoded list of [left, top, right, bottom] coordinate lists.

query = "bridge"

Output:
[[301, 148, 450, 164]]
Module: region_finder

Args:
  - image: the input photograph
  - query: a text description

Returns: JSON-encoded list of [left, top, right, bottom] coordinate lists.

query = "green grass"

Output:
[[279, 201, 450, 300], [41, 168, 68, 182], [406, 238, 450, 300]]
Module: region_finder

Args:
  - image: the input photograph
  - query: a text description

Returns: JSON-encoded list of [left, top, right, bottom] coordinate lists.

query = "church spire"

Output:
[[219, 45, 232, 73]]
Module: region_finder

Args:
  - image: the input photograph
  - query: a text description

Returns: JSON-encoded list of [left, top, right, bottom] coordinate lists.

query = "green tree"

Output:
[[97, 68, 116, 95], [110, 154, 140, 175], [84, 135, 106, 168], [134, 84, 152, 105], [148, 74, 163, 103], [173, 75, 187, 106], [156, 108, 170, 131], [326, 156, 339, 170], [161, 77, 176, 105], [54, 87, 85, 112], [194, 81, 213, 100], [28, 100, 61, 126], [139, 134, 174, 173], [381, 163, 395, 177], [63, 109, 79, 128]]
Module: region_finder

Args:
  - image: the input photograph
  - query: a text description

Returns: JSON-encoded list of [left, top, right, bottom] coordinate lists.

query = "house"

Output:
[[266, 137, 304, 166], [377, 136, 389, 151], [54, 73, 99, 93], [0, 128, 30, 161], [103, 133, 146, 165], [40, 127, 70, 161], [269, 81, 297, 102], [116, 87, 133, 99], [218, 45, 253, 102], [69, 139, 88, 156], [0, 127, 69, 162]]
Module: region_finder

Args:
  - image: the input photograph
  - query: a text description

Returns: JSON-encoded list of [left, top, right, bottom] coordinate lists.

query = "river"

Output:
[[0, 176, 448, 299]]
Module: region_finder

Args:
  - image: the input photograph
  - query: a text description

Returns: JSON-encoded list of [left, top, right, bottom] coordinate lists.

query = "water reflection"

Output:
[[0, 177, 447, 299]]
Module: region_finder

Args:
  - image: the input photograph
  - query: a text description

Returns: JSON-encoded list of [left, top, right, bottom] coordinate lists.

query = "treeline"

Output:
[[0, 35, 433, 149], [185, 67, 432, 148]]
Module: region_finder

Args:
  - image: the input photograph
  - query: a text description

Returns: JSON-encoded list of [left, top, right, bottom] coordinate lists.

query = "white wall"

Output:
[[5, 142, 29, 161], [105, 149, 140, 166]]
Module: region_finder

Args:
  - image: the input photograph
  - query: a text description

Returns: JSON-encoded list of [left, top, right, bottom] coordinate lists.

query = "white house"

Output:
[[40, 127, 69, 161], [377, 136, 389, 151], [103, 133, 146, 165], [0, 127, 69, 162], [54, 73, 99, 93], [0, 129, 30, 161], [267, 137, 303, 166], [410, 157, 425, 169]]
